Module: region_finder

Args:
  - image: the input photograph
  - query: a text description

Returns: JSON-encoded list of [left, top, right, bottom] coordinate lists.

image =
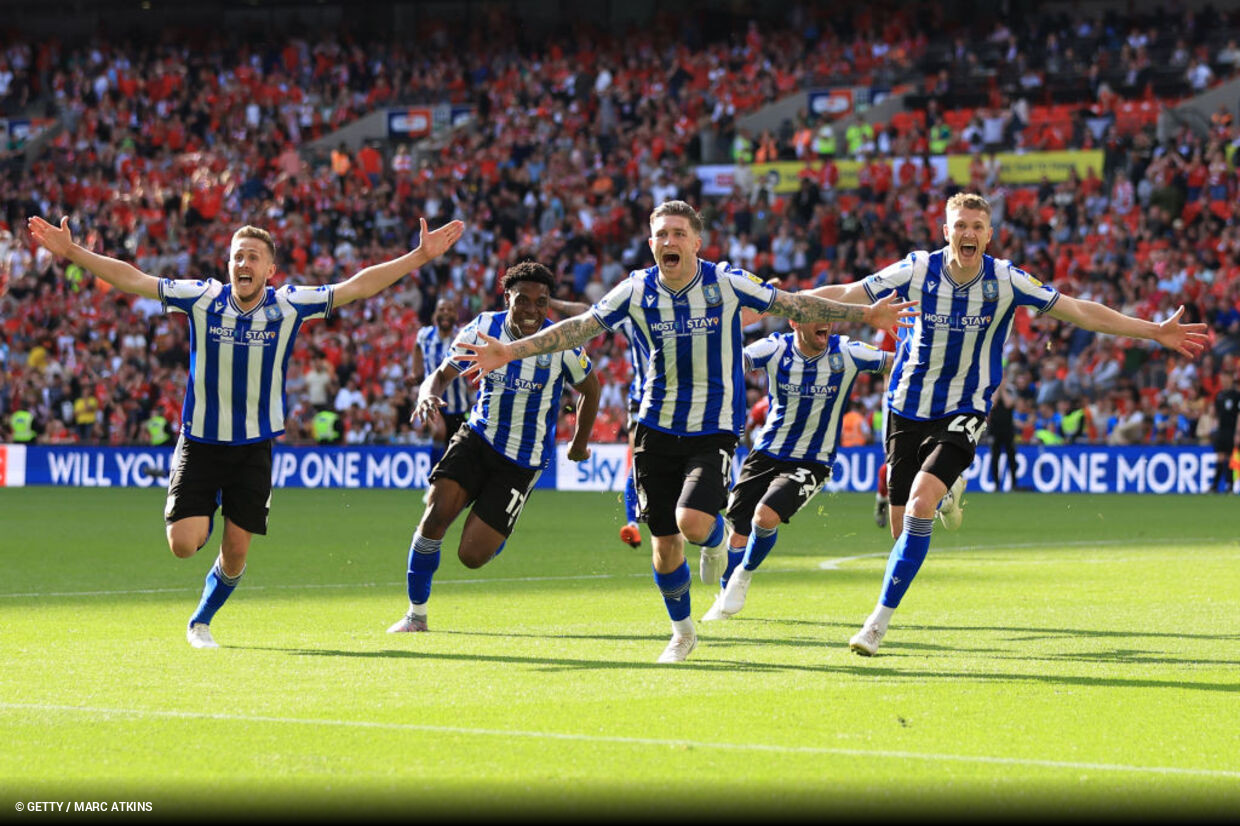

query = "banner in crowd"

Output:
[[945, 149, 1105, 186], [0, 443, 1226, 495], [695, 149, 1100, 198]]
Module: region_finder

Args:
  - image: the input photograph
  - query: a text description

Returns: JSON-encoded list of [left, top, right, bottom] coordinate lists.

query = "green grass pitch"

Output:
[[1, 486, 1238, 819]]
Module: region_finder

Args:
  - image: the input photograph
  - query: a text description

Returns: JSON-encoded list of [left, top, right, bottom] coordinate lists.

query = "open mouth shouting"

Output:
[[660, 250, 682, 270]]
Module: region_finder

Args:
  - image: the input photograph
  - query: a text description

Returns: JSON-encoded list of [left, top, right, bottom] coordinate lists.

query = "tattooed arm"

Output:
[[456, 313, 607, 377], [767, 290, 916, 333]]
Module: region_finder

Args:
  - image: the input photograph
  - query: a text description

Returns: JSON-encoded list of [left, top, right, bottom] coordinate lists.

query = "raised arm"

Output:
[[767, 289, 916, 336], [333, 218, 464, 307], [565, 372, 601, 462], [27, 216, 160, 299], [455, 312, 606, 378], [807, 280, 873, 305], [1046, 295, 1210, 359]]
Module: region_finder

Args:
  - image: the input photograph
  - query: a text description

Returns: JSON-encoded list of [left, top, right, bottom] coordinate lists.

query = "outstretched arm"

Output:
[[768, 289, 917, 336], [455, 312, 606, 378], [27, 216, 160, 298], [1046, 295, 1210, 359], [565, 372, 601, 462], [334, 218, 464, 307]]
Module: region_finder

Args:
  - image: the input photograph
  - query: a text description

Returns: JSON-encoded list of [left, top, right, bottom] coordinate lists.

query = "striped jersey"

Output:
[[591, 260, 776, 436], [748, 332, 887, 465], [445, 311, 593, 470], [416, 325, 474, 415], [160, 278, 334, 444], [614, 316, 649, 409], [861, 248, 1060, 420]]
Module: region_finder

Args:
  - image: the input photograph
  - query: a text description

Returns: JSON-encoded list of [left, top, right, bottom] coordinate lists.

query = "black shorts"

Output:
[[430, 426, 541, 536], [884, 412, 982, 507], [164, 434, 273, 535], [632, 424, 737, 538], [441, 411, 469, 439], [726, 450, 831, 537]]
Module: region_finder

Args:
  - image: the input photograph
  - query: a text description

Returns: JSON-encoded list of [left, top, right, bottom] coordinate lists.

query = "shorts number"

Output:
[[505, 487, 527, 517], [948, 415, 985, 445], [720, 449, 732, 482]]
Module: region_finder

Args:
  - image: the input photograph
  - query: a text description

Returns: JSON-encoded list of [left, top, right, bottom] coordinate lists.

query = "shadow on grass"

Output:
[[235, 642, 792, 673], [235, 627, 1240, 691]]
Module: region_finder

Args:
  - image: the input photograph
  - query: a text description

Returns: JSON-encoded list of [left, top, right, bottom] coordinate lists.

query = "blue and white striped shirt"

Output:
[[861, 248, 1059, 420], [591, 260, 776, 437], [446, 311, 593, 470], [416, 325, 474, 415], [748, 333, 887, 465], [614, 316, 649, 409], [160, 278, 333, 444]]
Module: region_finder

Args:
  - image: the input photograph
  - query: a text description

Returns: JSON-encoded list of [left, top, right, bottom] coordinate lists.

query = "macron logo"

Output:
[[644, 294, 657, 307]]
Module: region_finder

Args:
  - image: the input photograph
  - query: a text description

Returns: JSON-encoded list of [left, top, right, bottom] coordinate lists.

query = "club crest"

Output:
[[828, 353, 845, 372], [982, 280, 999, 301], [265, 305, 283, 322], [703, 283, 722, 306], [536, 353, 553, 368]]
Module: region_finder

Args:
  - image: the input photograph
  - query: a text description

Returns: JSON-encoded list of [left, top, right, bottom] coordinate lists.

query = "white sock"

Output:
[[408, 603, 428, 618], [869, 604, 895, 629], [672, 617, 695, 637]]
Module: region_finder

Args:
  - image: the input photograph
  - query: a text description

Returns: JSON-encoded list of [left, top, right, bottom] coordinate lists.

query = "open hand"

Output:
[[1157, 305, 1211, 359], [865, 293, 918, 337], [454, 331, 513, 379]]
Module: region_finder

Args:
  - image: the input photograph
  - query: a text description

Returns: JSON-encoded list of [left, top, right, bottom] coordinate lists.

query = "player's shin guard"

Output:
[[407, 532, 442, 607], [878, 514, 934, 609], [742, 524, 778, 571], [189, 556, 244, 627], [722, 547, 745, 588], [653, 562, 692, 621]]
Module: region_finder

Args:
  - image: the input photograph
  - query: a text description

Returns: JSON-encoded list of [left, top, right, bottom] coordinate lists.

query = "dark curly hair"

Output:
[[501, 260, 556, 293]]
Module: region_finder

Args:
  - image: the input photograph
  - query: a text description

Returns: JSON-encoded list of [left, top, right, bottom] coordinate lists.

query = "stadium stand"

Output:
[[0, 1, 1238, 452]]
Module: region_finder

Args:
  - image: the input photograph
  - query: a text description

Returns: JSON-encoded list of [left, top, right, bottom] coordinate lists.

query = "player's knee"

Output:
[[167, 533, 200, 559], [457, 545, 493, 569], [906, 492, 939, 520], [753, 506, 781, 532], [675, 513, 713, 544]]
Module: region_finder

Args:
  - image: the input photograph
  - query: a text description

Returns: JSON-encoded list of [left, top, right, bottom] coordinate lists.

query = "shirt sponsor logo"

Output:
[[208, 326, 281, 345], [649, 316, 721, 337], [922, 312, 995, 330]]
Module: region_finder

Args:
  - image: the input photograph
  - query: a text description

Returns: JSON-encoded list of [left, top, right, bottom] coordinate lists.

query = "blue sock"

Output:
[[406, 531, 442, 606], [696, 513, 725, 548], [743, 524, 779, 571], [722, 547, 745, 587], [623, 472, 639, 524], [653, 561, 692, 621], [189, 557, 243, 627], [878, 514, 934, 609], [493, 540, 506, 558]]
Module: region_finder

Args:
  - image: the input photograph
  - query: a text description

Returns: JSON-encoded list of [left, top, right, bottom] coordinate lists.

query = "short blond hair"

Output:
[[650, 200, 703, 235], [946, 192, 992, 217], [232, 225, 276, 260]]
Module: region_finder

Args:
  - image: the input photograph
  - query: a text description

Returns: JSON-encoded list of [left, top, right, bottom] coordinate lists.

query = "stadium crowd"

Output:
[[1, 3, 1239, 467]]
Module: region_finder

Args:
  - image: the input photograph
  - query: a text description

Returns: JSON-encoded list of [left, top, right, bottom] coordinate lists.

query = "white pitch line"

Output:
[[1, 537, 1230, 599], [1, 701, 1236, 780]]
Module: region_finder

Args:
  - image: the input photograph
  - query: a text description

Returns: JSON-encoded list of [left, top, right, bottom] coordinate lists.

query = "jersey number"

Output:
[[948, 415, 985, 445], [505, 488, 527, 517]]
